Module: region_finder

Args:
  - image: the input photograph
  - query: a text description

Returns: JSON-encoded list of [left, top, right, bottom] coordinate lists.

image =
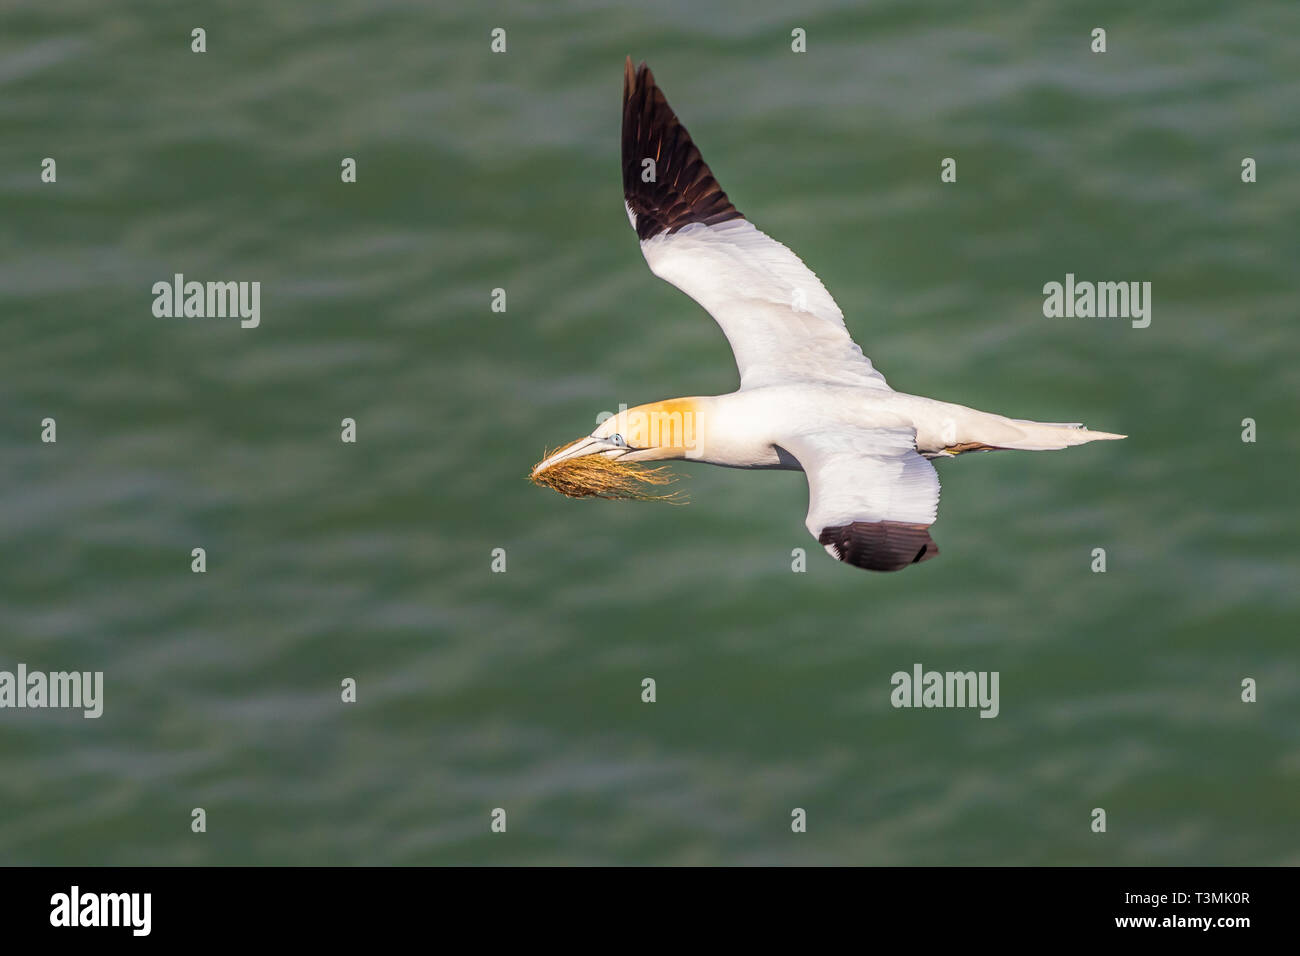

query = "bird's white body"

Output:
[[665, 386, 1116, 471]]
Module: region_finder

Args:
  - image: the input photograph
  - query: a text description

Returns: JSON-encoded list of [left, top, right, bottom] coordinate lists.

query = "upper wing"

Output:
[[780, 427, 941, 572], [621, 58, 889, 391]]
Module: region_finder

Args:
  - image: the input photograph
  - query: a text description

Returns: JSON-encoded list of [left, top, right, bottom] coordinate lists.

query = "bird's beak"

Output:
[[530, 435, 630, 478]]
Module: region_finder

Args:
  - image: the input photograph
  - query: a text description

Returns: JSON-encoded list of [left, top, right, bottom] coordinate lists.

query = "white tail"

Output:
[[999, 418, 1126, 451], [909, 399, 1126, 455]]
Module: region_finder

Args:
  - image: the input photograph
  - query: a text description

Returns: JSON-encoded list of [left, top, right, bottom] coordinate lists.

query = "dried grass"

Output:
[[530, 448, 685, 502]]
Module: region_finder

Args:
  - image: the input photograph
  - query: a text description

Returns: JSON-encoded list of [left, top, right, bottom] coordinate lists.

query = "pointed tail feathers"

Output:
[[1002, 419, 1126, 451]]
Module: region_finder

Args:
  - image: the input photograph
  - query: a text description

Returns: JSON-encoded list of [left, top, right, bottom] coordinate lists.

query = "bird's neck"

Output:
[[623, 393, 782, 467]]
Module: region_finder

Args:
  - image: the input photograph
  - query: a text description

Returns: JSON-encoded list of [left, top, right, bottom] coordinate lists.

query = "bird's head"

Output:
[[529, 398, 703, 500]]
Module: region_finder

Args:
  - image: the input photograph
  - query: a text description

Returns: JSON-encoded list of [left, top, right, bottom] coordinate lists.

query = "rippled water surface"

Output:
[[2, 0, 1297, 864]]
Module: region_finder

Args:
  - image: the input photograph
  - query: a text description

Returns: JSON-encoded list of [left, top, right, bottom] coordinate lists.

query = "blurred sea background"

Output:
[[1, 0, 1297, 864]]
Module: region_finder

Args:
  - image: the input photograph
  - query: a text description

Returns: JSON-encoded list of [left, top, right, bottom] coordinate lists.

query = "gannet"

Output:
[[531, 58, 1125, 572]]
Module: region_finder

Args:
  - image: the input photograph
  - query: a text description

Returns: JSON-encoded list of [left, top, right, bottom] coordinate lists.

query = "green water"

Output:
[[2, 1, 1297, 865]]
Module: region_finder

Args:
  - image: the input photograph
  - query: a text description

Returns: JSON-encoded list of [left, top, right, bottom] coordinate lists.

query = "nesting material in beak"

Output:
[[530, 447, 684, 502]]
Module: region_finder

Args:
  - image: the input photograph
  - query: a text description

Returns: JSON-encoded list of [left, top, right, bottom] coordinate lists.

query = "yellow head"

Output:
[[529, 398, 704, 500]]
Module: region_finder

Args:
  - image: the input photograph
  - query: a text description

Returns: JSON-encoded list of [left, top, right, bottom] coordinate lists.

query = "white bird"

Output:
[[531, 58, 1124, 572]]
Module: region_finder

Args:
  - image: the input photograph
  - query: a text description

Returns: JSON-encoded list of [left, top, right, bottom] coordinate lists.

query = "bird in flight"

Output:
[[531, 58, 1124, 572]]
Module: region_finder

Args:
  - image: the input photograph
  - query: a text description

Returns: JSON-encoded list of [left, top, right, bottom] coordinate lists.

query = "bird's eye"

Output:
[[610, 433, 627, 447]]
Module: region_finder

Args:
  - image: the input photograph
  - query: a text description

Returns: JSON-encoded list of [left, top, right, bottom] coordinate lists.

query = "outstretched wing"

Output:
[[780, 427, 941, 572], [622, 58, 889, 391]]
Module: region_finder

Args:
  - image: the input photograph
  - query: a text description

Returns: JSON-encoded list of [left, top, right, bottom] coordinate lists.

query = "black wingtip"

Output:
[[819, 521, 940, 572], [621, 58, 742, 241]]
